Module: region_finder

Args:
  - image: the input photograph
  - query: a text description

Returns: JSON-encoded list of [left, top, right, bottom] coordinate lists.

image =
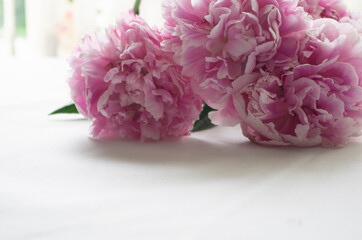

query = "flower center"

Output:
[[320, 8, 340, 21]]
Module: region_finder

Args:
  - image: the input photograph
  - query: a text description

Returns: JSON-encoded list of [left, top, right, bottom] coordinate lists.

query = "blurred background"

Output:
[[0, 0, 164, 58], [0, 0, 361, 59]]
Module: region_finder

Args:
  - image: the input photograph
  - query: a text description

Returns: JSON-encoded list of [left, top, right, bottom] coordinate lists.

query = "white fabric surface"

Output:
[[1, 57, 362, 240]]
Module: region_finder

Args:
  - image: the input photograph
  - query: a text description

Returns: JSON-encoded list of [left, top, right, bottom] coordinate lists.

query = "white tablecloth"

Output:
[[1, 57, 362, 240]]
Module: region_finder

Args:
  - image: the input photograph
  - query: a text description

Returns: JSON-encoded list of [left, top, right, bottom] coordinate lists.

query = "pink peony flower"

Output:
[[298, 0, 350, 21], [298, 0, 362, 32], [162, 0, 311, 112], [69, 11, 202, 141], [228, 19, 362, 147]]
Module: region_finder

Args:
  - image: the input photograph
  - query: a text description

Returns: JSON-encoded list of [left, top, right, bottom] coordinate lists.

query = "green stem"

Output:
[[133, 0, 142, 15]]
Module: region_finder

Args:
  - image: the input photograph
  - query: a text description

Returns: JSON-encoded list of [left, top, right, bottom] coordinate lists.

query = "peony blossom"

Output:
[[298, 0, 351, 21], [162, 0, 311, 111], [69, 11, 202, 141], [298, 0, 362, 32], [163, 0, 362, 146], [228, 19, 362, 147]]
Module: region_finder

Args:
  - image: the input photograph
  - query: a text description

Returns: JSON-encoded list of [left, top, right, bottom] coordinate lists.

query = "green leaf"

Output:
[[133, 0, 142, 15], [49, 103, 79, 115], [191, 103, 217, 132]]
